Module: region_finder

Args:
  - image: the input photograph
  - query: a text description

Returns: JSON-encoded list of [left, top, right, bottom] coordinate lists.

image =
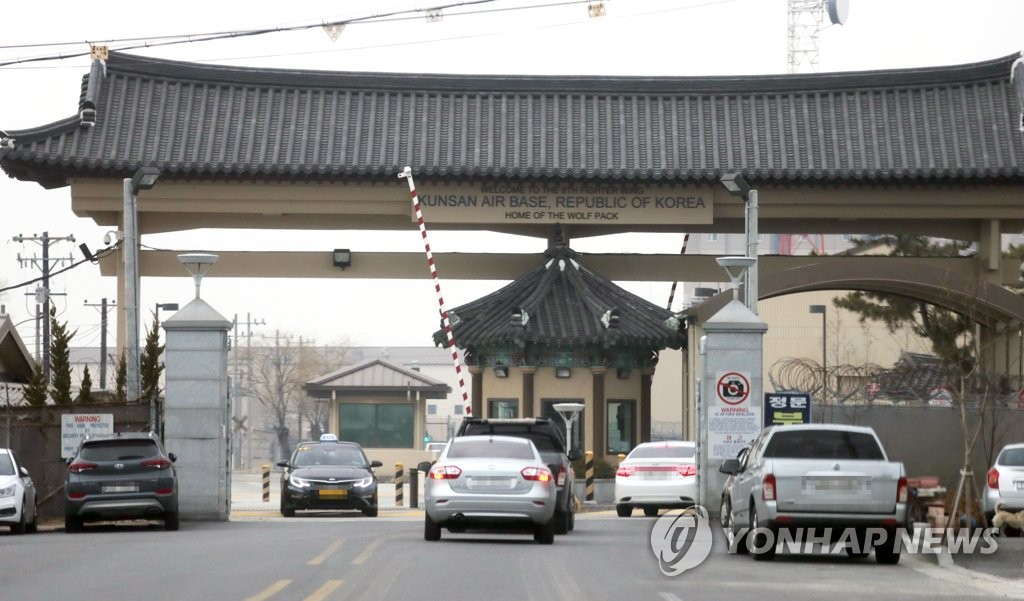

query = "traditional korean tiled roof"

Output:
[[2, 51, 1022, 188], [432, 245, 684, 351], [304, 357, 451, 399]]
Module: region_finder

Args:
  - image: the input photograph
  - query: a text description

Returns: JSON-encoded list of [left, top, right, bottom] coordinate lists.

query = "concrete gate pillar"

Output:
[[162, 298, 232, 521], [697, 299, 767, 514]]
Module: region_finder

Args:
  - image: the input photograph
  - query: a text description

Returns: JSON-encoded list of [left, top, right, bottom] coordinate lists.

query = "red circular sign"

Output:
[[717, 372, 750, 405]]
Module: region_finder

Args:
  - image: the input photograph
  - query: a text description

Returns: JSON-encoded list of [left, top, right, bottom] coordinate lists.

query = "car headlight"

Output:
[[288, 474, 310, 488], [0, 484, 15, 498], [353, 476, 374, 488]]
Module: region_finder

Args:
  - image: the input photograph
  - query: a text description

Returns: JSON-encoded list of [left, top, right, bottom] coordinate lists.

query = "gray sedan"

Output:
[[422, 435, 557, 544]]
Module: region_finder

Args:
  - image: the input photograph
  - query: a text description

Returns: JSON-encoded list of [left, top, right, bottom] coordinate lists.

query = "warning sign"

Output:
[[716, 372, 751, 406]]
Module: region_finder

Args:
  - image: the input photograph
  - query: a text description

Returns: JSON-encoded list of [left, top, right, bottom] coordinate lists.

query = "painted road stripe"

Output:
[[351, 536, 386, 565], [244, 579, 291, 601], [308, 538, 345, 565], [305, 579, 344, 601]]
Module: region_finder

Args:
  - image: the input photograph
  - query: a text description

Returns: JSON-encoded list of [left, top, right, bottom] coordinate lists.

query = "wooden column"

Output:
[[521, 366, 536, 418], [591, 367, 607, 456], [469, 366, 483, 418]]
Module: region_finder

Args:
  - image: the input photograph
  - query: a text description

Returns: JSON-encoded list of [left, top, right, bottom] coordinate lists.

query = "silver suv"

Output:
[[64, 432, 179, 532]]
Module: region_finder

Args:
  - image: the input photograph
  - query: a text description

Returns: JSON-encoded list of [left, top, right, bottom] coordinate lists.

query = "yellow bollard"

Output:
[[395, 462, 405, 507], [617, 453, 626, 465], [262, 464, 271, 502], [585, 451, 595, 501]]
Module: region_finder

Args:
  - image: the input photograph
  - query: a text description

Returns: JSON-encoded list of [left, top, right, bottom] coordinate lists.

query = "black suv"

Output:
[[455, 417, 582, 534], [277, 435, 383, 517], [64, 432, 179, 532]]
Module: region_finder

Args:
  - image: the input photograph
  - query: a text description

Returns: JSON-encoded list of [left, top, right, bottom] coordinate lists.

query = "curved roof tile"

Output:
[[2, 51, 1022, 188]]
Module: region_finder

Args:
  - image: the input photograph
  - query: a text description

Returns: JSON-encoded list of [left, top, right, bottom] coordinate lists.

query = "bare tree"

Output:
[[248, 331, 306, 460], [293, 341, 350, 440]]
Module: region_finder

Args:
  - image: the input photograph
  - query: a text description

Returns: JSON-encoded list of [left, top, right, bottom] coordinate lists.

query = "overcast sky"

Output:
[[1, 0, 1022, 353]]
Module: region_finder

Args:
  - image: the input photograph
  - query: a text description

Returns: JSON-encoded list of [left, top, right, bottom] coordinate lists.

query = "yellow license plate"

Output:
[[318, 489, 348, 498]]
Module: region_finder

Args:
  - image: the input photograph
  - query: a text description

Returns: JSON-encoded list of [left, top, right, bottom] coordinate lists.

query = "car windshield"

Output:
[[0, 452, 13, 475], [763, 430, 885, 460], [447, 438, 535, 460], [292, 445, 366, 467], [80, 440, 160, 461], [999, 447, 1024, 466], [628, 445, 695, 460]]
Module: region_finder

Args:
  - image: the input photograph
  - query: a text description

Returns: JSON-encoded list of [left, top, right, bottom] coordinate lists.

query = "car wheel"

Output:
[[280, 496, 295, 517], [424, 513, 441, 541], [26, 503, 38, 534], [64, 515, 82, 533], [720, 497, 731, 529], [534, 516, 555, 545], [643, 507, 659, 517], [874, 528, 900, 565], [164, 511, 180, 531], [362, 506, 379, 518], [616, 504, 632, 518], [555, 509, 570, 534], [750, 504, 776, 561], [568, 506, 576, 531]]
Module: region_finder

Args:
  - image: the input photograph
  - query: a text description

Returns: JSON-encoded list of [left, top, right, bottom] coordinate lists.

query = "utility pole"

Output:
[[232, 312, 265, 470], [14, 232, 75, 380], [84, 299, 115, 389]]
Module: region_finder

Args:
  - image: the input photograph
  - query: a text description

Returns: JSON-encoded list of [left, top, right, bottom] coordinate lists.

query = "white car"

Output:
[[614, 440, 697, 517], [0, 448, 38, 534], [422, 435, 557, 543]]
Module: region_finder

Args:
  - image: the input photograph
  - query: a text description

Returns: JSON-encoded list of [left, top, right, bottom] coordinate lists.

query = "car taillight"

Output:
[[521, 467, 552, 482], [429, 465, 462, 480], [762, 473, 776, 501], [897, 476, 908, 503], [68, 461, 98, 474], [676, 465, 697, 477], [616, 465, 634, 478], [555, 466, 566, 486], [987, 468, 999, 489], [142, 458, 173, 470], [155, 487, 175, 495], [68, 492, 86, 500]]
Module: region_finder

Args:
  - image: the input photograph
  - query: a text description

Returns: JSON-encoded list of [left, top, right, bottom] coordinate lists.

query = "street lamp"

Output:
[[809, 304, 827, 402], [177, 253, 219, 299], [719, 172, 759, 315], [715, 256, 756, 303], [552, 402, 585, 454], [155, 302, 179, 330], [124, 166, 160, 404]]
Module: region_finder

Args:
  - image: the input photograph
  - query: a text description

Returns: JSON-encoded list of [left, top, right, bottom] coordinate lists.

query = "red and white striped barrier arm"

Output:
[[398, 166, 471, 415], [666, 233, 690, 310]]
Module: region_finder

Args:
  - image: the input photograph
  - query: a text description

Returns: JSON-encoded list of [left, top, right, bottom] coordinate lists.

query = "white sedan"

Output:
[[614, 440, 697, 517], [0, 448, 37, 534]]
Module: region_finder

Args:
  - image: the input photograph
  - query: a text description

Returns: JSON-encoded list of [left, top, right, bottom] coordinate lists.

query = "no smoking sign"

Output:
[[716, 372, 750, 405]]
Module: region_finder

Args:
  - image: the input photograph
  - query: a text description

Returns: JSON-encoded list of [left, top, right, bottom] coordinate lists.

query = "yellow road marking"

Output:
[[305, 579, 344, 601], [308, 538, 345, 565], [244, 579, 291, 601], [351, 536, 386, 565]]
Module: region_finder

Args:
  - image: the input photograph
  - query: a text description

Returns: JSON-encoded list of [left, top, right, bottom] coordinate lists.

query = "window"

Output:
[[427, 404, 437, 415], [80, 440, 159, 461], [339, 403, 414, 448], [541, 399, 584, 452], [454, 405, 464, 415], [488, 398, 518, 418], [763, 430, 884, 460], [706, 233, 718, 242], [607, 400, 635, 454], [0, 453, 13, 476], [447, 438, 535, 460]]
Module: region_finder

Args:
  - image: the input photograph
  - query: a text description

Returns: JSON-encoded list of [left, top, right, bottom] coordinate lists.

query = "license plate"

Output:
[[812, 479, 860, 491], [468, 477, 513, 489], [1015, 480, 1024, 491], [102, 484, 139, 493], [318, 489, 347, 498]]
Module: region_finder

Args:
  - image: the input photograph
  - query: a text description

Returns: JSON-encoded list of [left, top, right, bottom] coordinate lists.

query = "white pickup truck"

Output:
[[719, 423, 908, 564]]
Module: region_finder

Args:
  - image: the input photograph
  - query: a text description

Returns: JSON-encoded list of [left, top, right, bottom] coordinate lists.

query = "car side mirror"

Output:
[[369, 460, 383, 469], [19, 466, 30, 478], [567, 449, 583, 461], [276, 460, 290, 469], [417, 461, 433, 472], [168, 453, 177, 463], [719, 458, 740, 475]]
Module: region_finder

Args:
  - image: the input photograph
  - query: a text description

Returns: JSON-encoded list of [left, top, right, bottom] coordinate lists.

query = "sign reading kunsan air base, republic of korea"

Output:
[[416, 182, 714, 225], [708, 371, 761, 460]]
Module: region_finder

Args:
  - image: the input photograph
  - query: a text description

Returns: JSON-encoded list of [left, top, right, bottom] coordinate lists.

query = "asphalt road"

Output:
[[1, 511, 1021, 601]]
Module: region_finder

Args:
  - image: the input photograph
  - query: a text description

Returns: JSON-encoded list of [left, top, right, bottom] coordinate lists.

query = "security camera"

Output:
[[103, 231, 120, 245]]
